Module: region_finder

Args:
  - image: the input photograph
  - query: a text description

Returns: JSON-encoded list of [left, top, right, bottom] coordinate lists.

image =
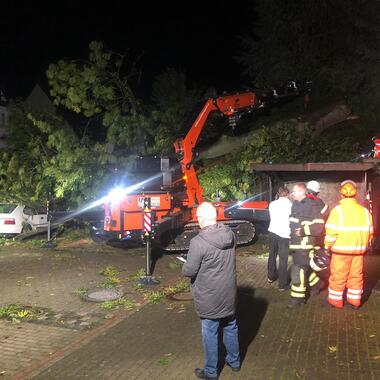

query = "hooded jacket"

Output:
[[182, 223, 237, 319]]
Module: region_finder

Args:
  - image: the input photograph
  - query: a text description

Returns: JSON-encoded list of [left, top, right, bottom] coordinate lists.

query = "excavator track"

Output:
[[163, 220, 255, 251]]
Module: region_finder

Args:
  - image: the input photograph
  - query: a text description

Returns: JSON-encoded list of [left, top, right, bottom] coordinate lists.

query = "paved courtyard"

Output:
[[0, 238, 380, 379]]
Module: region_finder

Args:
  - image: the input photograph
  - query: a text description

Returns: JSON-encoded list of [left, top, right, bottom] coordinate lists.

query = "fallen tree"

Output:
[[199, 102, 357, 159]]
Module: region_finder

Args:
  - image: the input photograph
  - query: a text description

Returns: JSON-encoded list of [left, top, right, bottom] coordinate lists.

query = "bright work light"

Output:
[[107, 187, 127, 204]]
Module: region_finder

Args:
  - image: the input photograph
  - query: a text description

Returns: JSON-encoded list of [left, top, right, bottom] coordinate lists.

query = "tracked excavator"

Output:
[[101, 81, 310, 250]]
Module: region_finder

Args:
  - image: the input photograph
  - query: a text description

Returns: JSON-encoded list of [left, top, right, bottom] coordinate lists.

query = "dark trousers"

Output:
[[268, 232, 290, 288], [290, 250, 320, 300]]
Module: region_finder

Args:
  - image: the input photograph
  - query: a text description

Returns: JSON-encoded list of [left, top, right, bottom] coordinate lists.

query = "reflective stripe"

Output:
[[328, 294, 343, 300], [290, 245, 314, 249], [312, 219, 325, 223], [304, 224, 311, 235], [321, 204, 328, 214], [325, 224, 370, 232], [309, 276, 319, 287], [290, 217, 299, 223], [331, 245, 367, 251], [291, 286, 305, 292], [309, 272, 317, 281], [336, 206, 344, 226], [291, 292, 305, 298], [347, 294, 361, 300], [347, 289, 363, 295], [325, 235, 336, 242], [328, 288, 343, 295], [300, 269, 306, 288]]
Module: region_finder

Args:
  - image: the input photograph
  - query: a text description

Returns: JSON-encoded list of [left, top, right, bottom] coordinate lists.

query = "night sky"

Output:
[[0, 1, 255, 100]]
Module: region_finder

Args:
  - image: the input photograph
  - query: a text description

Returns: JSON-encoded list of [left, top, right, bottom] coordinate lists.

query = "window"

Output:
[[23, 207, 35, 216], [0, 203, 17, 213]]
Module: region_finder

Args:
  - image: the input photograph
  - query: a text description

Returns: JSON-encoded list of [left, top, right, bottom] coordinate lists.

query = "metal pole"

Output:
[[47, 220, 51, 241], [269, 175, 273, 202], [146, 238, 151, 276], [139, 197, 159, 286], [42, 192, 55, 249]]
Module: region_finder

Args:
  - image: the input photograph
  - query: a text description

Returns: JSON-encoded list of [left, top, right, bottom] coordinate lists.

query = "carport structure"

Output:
[[252, 159, 380, 252]]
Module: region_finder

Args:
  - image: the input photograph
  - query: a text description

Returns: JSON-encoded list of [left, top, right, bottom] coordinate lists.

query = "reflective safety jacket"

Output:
[[324, 198, 373, 255], [289, 197, 325, 252]]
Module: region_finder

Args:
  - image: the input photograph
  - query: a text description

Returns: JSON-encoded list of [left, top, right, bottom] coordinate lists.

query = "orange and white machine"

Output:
[[102, 82, 310, 250]]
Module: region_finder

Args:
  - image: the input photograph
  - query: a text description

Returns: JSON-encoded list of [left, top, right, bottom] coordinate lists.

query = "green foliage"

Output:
[[0, 100, 121, 207], [0, 305, 39, 324], [59, 226, 90, 241], [173, 280, 190, 293], [238, 0, 380, 140], [97, 266, 119, 277], [147, 68, 201, 154], [145, 290, 166, 304], [198, 154, 256, 201], [199, 121, 358, 201], [239, 1, 380, 100], [128, 268, 146, 282], [143, 280, 191, 304], [100, 298, 136, 310], [0, 237, 47, 249], [98, 266, 121, 289], [47, 41, 145, 150], [99, 277, 121, 289], [158, 358, 170, 366], [74, 287, 88, 297]]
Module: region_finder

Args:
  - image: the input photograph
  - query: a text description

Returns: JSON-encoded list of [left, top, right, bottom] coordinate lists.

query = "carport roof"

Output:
[[251, 161, 377, 172]]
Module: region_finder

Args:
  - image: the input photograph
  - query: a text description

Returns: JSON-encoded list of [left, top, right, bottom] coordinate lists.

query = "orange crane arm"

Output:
[[173, 92, 261, 207], [173, 82, 309, 208]]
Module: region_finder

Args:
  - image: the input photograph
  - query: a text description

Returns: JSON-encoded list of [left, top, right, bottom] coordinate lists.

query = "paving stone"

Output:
[[2, 243, 380, 379], [31, 253, 380, 380]]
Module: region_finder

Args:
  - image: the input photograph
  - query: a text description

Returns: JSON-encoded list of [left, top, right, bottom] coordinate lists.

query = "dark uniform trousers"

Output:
[[290, 250, 320, 299], [290, 197, 325, 301]]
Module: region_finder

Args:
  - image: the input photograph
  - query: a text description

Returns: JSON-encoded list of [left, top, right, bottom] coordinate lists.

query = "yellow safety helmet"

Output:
[[339, 180, 357, 197]]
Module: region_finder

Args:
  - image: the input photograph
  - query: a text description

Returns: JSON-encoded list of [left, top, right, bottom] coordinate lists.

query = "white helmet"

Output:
[[307, 180, 320, 193]]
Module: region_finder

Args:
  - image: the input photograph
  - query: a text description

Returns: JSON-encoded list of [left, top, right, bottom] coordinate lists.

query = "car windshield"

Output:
[[0, 203, 17, 214]]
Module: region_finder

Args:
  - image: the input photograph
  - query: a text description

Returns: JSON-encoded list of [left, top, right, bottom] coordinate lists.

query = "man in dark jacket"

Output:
[[182, 202, 240, 380], [306, 180, 329, 221]]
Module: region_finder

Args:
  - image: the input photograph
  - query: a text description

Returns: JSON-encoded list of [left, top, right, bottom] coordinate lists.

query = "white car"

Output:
[[0, 203, 48, 237]]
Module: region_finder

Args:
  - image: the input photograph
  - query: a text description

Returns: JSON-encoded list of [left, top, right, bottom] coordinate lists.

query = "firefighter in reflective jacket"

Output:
[[288, 183, 325, 308], [325, 180, 373, 309], [306, 180, 330, 289]]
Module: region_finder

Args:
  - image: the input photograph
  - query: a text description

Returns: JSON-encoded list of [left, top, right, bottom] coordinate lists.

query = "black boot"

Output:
[[310, 280, 325, 297], [287, 298, 305, 309]]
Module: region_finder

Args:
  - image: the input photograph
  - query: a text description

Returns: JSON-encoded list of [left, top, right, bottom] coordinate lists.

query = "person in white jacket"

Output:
[[267, 186, 292, 290]]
